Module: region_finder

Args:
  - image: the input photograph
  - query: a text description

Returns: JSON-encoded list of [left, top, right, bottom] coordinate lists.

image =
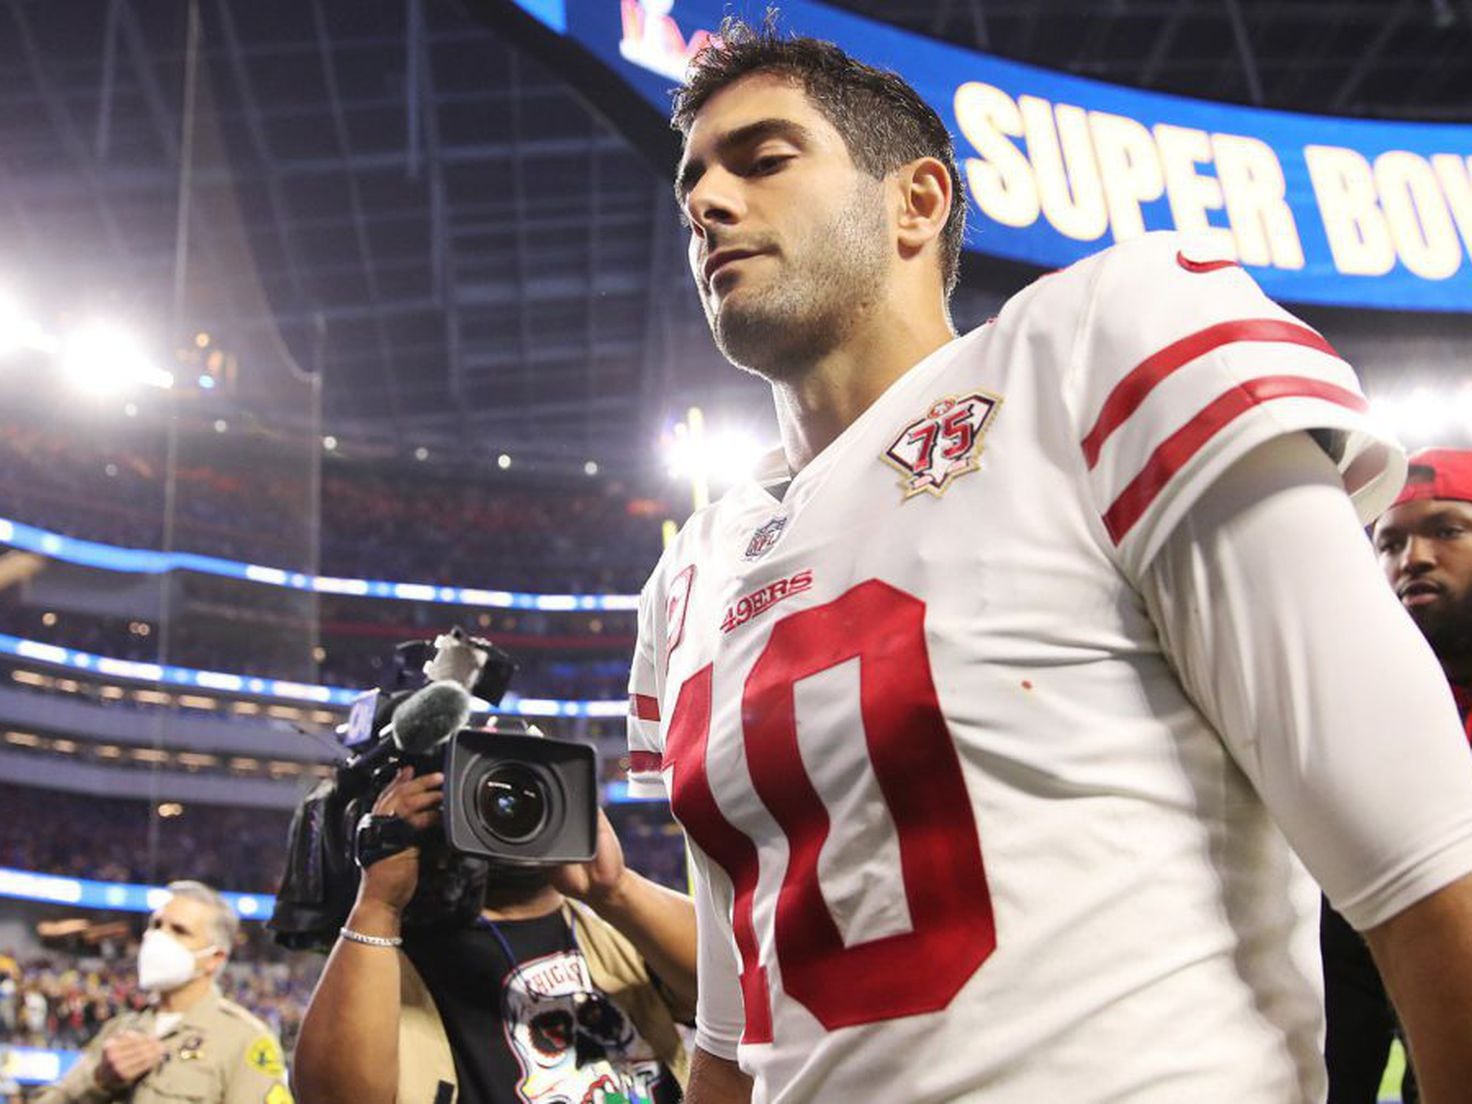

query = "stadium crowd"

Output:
[[0, 786, 682, 899], [0, 785, 293, 894], [0, 936, 318, 1055], [0, 424, 665, 594]]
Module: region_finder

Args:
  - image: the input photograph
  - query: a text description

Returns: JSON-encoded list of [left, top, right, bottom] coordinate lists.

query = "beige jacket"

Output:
[[36, 988, 292, 1104], [396, 902, 691, 1104]]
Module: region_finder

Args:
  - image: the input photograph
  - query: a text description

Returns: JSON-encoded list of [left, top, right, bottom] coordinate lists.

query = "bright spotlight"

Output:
[[1369, 384, 1472, 448], [0, 294, 46, 355], [59, 323, 173, 394], [322, 435, 338, 451], [584, 460, 599, 476], [497, 453, 512, 470], [661, 421, 766, 489]]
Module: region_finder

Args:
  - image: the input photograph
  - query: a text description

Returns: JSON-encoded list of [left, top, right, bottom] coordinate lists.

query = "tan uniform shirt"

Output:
[[35, 988, 292, 1104]]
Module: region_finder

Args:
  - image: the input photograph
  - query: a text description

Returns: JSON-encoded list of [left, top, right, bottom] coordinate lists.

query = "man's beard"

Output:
[[1409, 584, 1472, 671], [704, 178, 889, 383]]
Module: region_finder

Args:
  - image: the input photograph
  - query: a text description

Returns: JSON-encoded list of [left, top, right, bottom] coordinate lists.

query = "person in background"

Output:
[[1325, 447, 1472, 1102], [293, 771, 696, 1104], [36, 881, 291, 1104]]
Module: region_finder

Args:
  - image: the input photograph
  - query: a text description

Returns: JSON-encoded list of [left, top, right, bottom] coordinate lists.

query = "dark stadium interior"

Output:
[[1, 1, 1470, 1099]]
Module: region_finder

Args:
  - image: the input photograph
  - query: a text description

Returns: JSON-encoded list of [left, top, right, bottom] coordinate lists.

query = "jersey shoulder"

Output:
[[1002, 231, 1401, 576]]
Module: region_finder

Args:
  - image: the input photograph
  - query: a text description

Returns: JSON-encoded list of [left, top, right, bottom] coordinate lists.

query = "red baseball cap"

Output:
[[1392, 448, 1472, 508]]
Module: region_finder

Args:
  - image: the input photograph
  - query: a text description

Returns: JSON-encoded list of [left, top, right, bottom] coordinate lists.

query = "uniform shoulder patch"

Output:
[[883, 390, 1002, 499], [245, 1033, 286, 1077], [266, 1085, 295, 1104]]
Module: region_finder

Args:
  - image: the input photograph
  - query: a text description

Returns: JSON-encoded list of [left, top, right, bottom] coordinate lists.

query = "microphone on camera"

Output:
[[390, 679, 473, 754]]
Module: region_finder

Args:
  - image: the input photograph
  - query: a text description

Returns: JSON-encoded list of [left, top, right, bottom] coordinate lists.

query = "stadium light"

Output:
[[1369, 384, 1472, 448], [661, 411, 767, 499], [0, 293, 50, 356], [59, 323, 173, 394]]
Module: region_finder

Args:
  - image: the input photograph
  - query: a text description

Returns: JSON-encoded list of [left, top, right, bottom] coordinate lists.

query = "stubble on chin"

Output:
[[704, 184, 888, 384], [1410, 589, 1472, 671]]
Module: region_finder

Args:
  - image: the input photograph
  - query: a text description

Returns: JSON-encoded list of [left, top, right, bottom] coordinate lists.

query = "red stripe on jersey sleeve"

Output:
[[629, 693, 661, 722], [1102, 375, 1368, 544], [1081, 320, 1340, 468], [628, 750, 663, 774]]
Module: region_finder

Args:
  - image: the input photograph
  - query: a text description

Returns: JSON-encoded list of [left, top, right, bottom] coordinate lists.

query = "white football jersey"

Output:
[[626, 233, 1406, 1102]]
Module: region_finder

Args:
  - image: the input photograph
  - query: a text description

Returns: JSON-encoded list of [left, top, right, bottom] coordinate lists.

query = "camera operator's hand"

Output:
[[551, 808, 699, 1013], [358, 766, 444, 914], [95, 1029, 165, 1090], [550, 808, 628, 907]]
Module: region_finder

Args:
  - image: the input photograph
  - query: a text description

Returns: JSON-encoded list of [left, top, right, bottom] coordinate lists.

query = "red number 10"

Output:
[[664, 580, 995, 1041]]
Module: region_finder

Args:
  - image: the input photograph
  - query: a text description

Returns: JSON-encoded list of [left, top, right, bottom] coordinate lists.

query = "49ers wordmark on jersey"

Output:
[[882, 389, 1002, 499]]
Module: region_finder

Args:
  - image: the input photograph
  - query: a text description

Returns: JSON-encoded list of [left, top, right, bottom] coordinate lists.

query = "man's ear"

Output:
[[894, 156, 953, 258]]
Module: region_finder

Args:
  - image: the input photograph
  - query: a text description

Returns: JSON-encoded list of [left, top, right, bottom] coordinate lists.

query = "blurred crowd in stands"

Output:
[[0, 785, 293, 893], [0, 786, 683, 898], [0, 424, 666, 594], [0, 930, 318, 1055]]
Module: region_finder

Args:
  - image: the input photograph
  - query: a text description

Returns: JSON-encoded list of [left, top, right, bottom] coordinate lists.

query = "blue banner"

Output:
[[0, 515, 639, 612], [0, 866, 275, 921], [0, 630, 627, 717], [505, 0, 1472, 313]]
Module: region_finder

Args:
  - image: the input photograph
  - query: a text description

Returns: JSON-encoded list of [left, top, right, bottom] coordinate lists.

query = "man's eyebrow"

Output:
[[674, 118, 817, 202]]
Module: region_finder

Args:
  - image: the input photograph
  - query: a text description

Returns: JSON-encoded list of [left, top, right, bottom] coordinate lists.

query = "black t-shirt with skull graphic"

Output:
[[404, 911, 682, 1104]]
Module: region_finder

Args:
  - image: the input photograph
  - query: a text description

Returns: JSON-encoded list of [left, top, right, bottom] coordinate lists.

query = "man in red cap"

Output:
[[1323, 447, 1472, 1104], [1375, 447, 1472, 735]]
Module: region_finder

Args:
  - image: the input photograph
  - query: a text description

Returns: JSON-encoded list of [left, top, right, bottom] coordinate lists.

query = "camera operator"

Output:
[[293, 763, 696, 1104]]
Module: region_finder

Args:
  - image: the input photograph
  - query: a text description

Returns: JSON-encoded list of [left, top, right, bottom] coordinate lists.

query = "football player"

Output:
[[627, 22, 1472, 1104]]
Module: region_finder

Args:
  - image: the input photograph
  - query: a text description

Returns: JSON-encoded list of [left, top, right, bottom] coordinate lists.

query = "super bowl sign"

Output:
[[485, 0, 1472, 313]]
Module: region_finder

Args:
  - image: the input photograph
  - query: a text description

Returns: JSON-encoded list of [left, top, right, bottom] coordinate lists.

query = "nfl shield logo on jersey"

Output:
[[744, 516, 788, 560], [883, 390, 1002, 499]]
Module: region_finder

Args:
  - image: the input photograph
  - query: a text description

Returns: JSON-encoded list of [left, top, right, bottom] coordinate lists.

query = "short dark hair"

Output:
[[672, 18, 967, 298]]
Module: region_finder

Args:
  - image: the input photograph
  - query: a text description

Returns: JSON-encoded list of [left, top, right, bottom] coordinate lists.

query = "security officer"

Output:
[[37, 881, 291, 1104]]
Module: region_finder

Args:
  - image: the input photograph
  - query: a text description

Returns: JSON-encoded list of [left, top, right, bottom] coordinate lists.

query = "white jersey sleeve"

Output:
[[626, 568, 667, 800], [689, 849, 746, 1060], [1062, 231, 1405, 578], [1143, 432, 1472, 931]]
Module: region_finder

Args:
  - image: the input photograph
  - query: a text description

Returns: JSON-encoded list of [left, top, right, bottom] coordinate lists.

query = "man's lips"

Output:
[[1400, 580, 1446, 607], [703, 248, 764, 286]]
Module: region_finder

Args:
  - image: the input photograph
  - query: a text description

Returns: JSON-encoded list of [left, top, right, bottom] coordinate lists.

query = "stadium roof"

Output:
[[1, 0, 1469, 476]]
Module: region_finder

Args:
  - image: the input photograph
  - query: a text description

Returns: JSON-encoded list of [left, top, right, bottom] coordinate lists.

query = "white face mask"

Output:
[[137, 929, 218, 993]]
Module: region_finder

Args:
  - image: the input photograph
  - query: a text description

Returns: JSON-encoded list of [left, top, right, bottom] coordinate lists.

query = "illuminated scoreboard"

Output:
[[481, 0, 1472, 313]]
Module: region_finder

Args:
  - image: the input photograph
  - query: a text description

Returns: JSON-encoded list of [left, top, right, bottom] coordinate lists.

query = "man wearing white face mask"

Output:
[[37, 881, 292, 1104]]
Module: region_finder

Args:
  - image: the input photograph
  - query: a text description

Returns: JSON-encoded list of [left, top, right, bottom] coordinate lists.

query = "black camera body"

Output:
[[269, 628, 597, 951]]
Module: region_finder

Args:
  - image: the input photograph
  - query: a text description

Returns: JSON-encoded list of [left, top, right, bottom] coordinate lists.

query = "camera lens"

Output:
[[475, 764, 548, 843]]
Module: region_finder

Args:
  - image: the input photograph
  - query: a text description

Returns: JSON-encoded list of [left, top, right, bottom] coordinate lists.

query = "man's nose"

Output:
[[686, 171, 742, 234], [1402, 534, 1438, 574]]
